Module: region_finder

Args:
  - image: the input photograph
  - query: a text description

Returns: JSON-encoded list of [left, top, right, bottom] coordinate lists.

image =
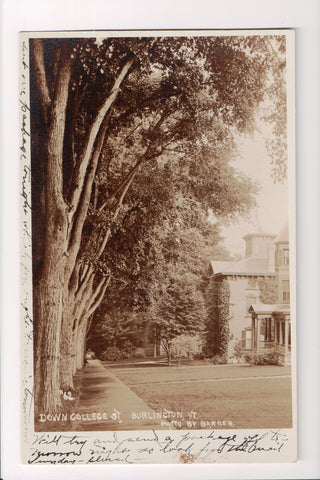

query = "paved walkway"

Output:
[[71, 359, 162, 431]]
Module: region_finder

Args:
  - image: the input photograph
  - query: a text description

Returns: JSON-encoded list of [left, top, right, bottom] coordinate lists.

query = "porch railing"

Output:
[[258, 341, 274, 350], [275, 343, 291, 353], [240, 341, 291, 353]]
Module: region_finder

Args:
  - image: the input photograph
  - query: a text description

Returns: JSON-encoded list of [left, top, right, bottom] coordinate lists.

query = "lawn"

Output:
[[112, 364, 292, 429]]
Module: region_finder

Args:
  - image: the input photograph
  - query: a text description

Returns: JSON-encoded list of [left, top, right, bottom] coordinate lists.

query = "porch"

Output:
[[243, 304, 291, 365]]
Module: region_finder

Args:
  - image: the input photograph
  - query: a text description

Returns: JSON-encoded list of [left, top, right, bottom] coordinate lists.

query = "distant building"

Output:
[[208, 223, 291, 365], [249, 223, 291, 365]]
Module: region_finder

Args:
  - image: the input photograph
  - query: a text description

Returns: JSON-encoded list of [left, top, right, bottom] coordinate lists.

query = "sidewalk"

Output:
[[71, 359, 163, 431]]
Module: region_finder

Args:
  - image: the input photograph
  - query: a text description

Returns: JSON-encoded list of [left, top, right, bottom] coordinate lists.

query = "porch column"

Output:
[[251, 317, 255, 350], [268, 318, 272, 342], [256, 317, 261, 352], [284, 319, 289, 353], [279, 320, 283, 345]]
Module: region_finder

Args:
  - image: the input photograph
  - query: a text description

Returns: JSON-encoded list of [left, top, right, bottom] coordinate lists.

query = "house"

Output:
[[208, 223, 291, 365], [248, 223, 291, 365]]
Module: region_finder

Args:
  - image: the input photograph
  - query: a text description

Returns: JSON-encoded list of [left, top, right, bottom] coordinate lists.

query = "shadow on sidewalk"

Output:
[[68, 359, 168, 431]]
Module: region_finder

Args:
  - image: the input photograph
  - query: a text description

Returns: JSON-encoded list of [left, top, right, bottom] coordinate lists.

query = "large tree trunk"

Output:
[[59, 297, 75, 391], [34, 257, 66, 413], [79, 324, 88, 369], [33, 40, 72, 415], [31, 41, 135, 414], [59, 262, 82, 390], [34, 205, 69, 413], [72, 322, 88, 371]]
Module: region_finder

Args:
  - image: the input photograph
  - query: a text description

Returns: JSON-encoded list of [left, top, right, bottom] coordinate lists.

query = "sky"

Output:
[[219, 129, 289, 257]]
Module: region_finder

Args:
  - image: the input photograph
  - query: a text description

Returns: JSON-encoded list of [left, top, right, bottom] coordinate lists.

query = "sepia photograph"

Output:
[[20, 29, 296, 463], [2, 0, 319, 477]]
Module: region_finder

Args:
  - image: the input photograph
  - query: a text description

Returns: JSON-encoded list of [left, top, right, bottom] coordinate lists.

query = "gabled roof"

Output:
[[210, 257, 275, 275], [242, 232, 277, 240], [249, 303, 290, 315]]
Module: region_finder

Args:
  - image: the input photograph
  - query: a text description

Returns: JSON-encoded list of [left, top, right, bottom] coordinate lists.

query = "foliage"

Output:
[[147, 232, 208, 365], [99, 346, 125, 362], [30, 33, 288, 412], [243, 351, 280, 365], [233, 339, 243, 363], [209, 354, 228, 365], [86, 311, 147, 357], [132, 348, 146, 359], [155, 274, 206, 365], [258, 278, 278, 304], [204, 277, 231, 357], [261, 38, 288, 183], [170, 334, 203, 359]]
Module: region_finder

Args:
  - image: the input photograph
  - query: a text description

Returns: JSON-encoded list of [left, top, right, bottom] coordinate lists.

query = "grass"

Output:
[[113, 364, 292, 429]]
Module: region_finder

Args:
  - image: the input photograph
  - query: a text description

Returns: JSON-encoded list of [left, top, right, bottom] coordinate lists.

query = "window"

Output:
[[282, 279, 290, 302], [277, 248, 289, 266], [248, 277, 256, 288], [241, 330, 251, 349]]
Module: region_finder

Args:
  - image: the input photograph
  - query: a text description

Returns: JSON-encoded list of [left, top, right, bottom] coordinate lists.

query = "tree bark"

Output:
[[31, 39, 52, 124], [33, 40, 73, 414], [59, 299, 75, 390], [68, 56, 135, 224], [32, 45, 135, 414], [59, 113, 110, 390]]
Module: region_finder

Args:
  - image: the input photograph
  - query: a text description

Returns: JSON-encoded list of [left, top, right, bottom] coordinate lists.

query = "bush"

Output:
[[121, 340, 135, 357], [99, 340, 136, 362], [99, 346, 123, 362], [194, 352, 206, 360], [244, 352, 280, 365], [132, 348, 146, 359], [209, 354, 227, 365], [170, 334, 203, 359], [232, 340, 243, 363]]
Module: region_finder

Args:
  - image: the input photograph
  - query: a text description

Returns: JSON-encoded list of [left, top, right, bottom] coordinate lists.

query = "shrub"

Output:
[[99, 340, 136, 362], [244, 352, 280, 365], [121, 340, 135, 357], [194, 352, 206, 360], [99, 346, 123, 362], [232, 339, 243, 363], [132, 348, 146, 359], [170, 334, 203, 359], [210, 354, 227, 365]]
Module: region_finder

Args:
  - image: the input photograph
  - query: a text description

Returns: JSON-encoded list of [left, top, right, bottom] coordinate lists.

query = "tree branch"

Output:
[[92, 180, 99, 210], [87, 276, 111, 318], [75, 265, 94, 300], [67, 113, 110, 266], [98, 109, 171, 212], [68, 56, 135, 222], [46, 41, 73, 213], [98, 155, 144, 212], [31, 39, 52, 124], [115, 87, 182, 124]]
